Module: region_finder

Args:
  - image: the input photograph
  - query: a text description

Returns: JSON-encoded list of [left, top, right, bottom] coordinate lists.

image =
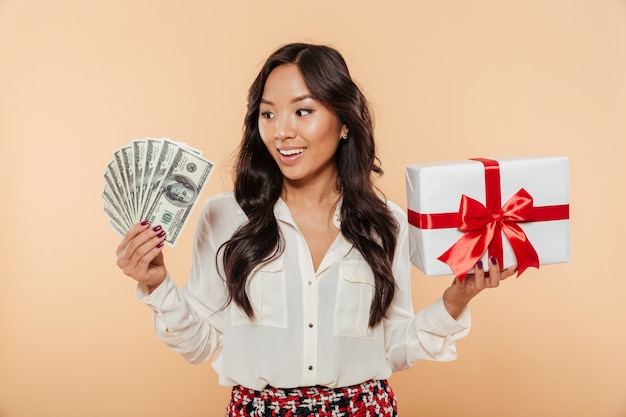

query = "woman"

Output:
[[116, 43, 516, 416]]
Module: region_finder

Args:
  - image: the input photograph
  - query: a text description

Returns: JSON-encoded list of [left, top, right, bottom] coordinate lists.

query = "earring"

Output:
[[341, 134, 348, 140]]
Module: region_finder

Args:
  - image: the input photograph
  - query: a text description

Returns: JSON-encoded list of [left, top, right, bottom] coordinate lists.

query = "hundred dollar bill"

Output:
[[140, 138, 180, 221], [103, 199, 130, 236], [138, 138, 163, 216], [104, 206, 127, 237], [105, 160, 133, 223], [132, 139, 147, 214], [113, 144, 136, 220], [102, 138, 214, 242], [144, 146, 214, 246], [102, 183, 132, 230]]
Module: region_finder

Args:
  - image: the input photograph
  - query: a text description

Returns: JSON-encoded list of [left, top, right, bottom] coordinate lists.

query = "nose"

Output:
[[274, 114, 295, 140]]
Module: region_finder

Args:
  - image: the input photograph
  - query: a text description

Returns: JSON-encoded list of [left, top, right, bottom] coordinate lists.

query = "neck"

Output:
[[281, 177, 340, 206]]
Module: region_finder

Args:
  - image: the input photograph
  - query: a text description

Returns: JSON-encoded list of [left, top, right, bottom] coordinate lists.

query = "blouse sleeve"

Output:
[[383, 201, 471, 372], [135, 194, 237, 365]]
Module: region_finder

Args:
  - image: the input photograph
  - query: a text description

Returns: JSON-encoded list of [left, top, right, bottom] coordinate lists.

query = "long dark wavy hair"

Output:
[[219, 43, 399, 328]]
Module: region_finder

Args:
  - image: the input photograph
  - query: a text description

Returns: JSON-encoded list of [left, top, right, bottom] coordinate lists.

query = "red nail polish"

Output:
[[157, 231, 166, 238], [490, 256, 497, 265], [156, 242, 164, 248], [153, 225, 162, 232], [477, 260, 483, 269], [140, 220, 149, 226]]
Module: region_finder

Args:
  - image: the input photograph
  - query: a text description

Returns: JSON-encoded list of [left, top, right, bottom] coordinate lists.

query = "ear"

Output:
[[340, 125, 349, 139]]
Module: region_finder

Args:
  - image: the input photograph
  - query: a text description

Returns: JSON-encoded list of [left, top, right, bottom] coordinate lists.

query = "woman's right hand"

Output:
[[116, 221, 168, 292]]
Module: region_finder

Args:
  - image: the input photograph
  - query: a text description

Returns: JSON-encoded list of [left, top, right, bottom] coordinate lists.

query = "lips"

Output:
[[277, 147, 305, 165], [278, 148, 305, 156]]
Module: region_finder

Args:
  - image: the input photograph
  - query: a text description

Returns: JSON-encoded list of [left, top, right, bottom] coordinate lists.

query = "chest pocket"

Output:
[[334, 260, 378, 339], [230, 257, 288, 328]]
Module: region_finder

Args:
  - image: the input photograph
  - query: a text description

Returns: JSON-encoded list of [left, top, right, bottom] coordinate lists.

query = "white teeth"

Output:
[[279, 148, 305, 156]]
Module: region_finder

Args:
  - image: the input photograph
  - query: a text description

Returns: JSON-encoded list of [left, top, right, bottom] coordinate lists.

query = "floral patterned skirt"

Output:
[[226, 379, 398, 416]]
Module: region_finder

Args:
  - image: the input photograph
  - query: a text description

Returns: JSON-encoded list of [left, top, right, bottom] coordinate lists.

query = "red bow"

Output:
[[437, 188, 539, 280]]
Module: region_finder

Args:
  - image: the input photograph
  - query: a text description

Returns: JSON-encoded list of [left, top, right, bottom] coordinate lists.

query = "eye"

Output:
[[260, 111, 275, 119], [296, 108, 312, 117]]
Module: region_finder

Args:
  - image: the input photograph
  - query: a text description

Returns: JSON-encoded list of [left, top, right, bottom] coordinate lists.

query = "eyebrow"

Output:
[[260, 94, 315, 105]]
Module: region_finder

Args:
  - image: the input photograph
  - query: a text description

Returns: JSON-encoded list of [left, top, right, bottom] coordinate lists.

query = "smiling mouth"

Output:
[[279, 148, 305, 156]]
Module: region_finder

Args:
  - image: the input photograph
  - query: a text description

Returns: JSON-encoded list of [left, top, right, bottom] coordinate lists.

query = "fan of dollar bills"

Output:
[[102, 138, 214, 246]]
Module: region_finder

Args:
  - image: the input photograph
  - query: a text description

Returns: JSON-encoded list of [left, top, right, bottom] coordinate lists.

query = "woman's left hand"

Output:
[[442, 257, 517, 319]]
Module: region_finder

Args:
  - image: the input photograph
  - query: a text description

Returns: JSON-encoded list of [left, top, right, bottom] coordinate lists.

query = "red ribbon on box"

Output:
[[408, 158, 569, 280]]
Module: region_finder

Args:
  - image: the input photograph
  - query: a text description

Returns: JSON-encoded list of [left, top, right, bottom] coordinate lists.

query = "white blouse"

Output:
[[137, 192, 470, 390]]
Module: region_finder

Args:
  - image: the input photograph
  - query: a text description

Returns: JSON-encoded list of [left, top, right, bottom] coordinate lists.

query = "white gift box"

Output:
[[405, 157, 570, 277]]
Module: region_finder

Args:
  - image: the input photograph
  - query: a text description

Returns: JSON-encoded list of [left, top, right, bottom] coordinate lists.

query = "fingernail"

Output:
[[153, 225, 162, 232], [140, 220, 149, 226], [490, 256, 497, 265], [156, 242, 164, 248], [156, 231, 166, 238], [477, 260, 483, 269]]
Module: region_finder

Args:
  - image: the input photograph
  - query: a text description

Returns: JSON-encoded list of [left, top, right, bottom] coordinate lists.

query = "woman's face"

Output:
[[258, 64, 348, 187]]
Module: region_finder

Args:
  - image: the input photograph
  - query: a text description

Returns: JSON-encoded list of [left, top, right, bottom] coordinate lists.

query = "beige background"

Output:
[[1, 0, 625, 416]]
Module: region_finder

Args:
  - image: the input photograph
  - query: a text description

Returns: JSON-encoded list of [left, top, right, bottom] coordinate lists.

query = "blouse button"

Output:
[[307, 280, 312, 286], [308, 323, 314, 328], [308, 366, 313, 371]]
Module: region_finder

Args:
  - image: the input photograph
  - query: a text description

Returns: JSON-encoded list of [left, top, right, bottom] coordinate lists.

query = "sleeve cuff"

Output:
[[417, 297, 471, 336], [136, 272, 178, 311]]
